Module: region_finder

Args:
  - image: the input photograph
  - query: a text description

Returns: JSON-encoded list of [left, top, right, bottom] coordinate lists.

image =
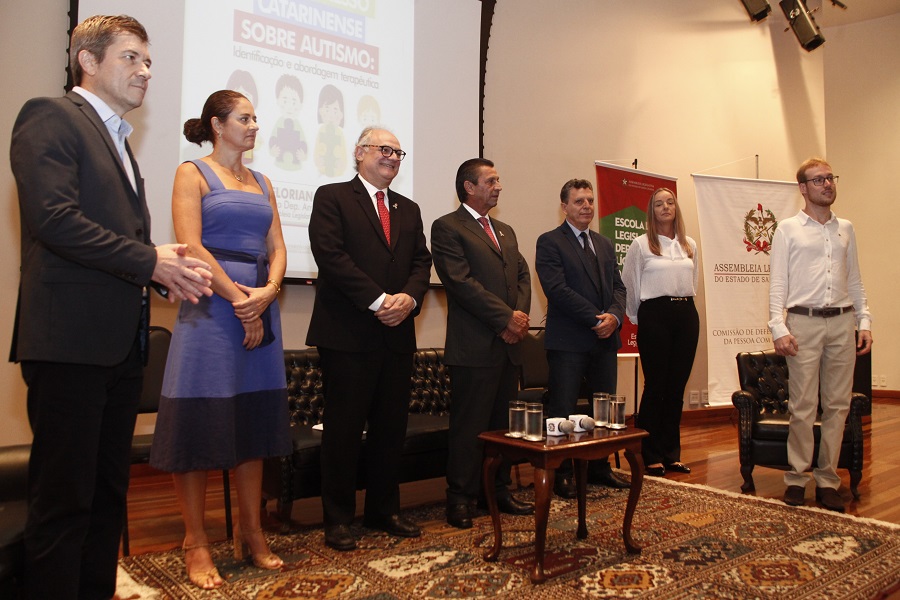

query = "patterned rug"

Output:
[[117, 477, 900, 599]]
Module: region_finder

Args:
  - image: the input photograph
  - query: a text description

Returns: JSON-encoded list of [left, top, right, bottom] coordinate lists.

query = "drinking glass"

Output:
[[524, 402, 544, 441], [592, 392, 610, 427], [608, 395, 627, 430], [507, 401, 526, 438]]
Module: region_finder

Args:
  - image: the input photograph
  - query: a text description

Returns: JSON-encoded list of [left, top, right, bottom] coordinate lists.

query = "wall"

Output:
[[1, 0, 897, 445], [0, 1, 70, 444], [824, 13, 900, 393]]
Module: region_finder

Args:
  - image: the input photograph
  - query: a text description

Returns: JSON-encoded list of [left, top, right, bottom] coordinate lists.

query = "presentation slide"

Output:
[[76, 0, 480, 282]]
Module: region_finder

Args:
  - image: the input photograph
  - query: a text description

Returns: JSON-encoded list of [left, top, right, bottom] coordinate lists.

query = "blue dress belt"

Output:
[[207, 247, 275, 347]]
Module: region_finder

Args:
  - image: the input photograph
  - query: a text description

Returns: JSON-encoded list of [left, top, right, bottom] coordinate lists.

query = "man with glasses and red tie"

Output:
[[769, 157, 872, 513], [307, 127, 432, 550], [432, 158, 535, 529]]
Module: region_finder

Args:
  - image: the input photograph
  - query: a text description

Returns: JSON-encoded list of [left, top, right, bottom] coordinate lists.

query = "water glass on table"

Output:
[[507, 401, 526, 438], [608, 395, 627, 430], [592, 392, 610, 427], [524, 402, 544, 441]]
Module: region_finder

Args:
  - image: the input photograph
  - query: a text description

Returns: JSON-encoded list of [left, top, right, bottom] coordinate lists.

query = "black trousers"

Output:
[[445, 361, 519, 505], [546, 346, 617, 476], [635, 296, 699, 466], [22, 341, 142, 600], [318, 347, 413, 526]]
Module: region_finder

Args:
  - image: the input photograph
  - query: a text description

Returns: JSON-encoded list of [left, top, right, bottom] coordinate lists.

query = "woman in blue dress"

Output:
[[150, 90, 291, 589]]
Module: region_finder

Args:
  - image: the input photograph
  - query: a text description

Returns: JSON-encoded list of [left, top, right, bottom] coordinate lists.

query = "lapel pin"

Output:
[[392, 203, 398, 209]]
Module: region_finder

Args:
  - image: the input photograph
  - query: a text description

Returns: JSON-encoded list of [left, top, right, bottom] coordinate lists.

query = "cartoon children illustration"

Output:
[[269, 74, 307, 170], [314, 84, 347, 177]]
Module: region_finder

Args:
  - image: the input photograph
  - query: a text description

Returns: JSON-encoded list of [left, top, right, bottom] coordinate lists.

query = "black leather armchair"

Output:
[[263, 348, 452, 523], [732, 349, 869, 498]]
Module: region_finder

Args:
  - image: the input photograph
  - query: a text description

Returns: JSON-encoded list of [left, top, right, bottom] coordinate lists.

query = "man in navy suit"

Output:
[[535, 179, 629, 498], [9, 15, 212, 599], [307, 127, 432, 550], [432, 158, 534, 529]]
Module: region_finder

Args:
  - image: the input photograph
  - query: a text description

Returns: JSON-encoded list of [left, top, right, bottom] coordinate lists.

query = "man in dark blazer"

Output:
[[307, 127, 432, 551], [432, 158, 534, 529], [535, 178, 629, 499], [9, 15, 212, 599]]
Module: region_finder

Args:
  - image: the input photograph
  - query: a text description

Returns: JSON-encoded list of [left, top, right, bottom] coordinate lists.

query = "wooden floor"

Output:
[[122, 398, 900, 557]]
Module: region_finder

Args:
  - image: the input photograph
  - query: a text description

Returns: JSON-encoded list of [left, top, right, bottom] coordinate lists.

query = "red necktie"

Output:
[[376, 191, 390, 242], [478, 217, 500, 250]]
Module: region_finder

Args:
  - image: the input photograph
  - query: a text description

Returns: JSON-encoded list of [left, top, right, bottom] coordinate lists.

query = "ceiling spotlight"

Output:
[[740, 0, 772, 22], [779, 0, 825, 51]]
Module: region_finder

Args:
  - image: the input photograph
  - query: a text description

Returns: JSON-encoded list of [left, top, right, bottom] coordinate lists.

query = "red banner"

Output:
[[595, 161, 677, 355]]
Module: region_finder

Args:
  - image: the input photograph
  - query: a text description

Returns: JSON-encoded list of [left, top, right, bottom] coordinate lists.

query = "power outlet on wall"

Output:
[[701, 390, 709, 406], [880, 375, 887, 388], [689, 390, 700, 407]]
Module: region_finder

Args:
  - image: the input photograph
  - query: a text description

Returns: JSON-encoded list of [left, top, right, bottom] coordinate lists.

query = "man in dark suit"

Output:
[[307, 127, 432, 551], [535, 179, 629, 498], [9, 15, 213, 599], [432, 158, 534, 529]]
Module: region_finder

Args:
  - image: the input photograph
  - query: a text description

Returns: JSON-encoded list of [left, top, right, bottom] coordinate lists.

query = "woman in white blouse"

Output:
[[622, 188, 699, 478]]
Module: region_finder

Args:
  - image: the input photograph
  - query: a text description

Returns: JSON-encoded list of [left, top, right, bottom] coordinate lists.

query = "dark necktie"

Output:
[[478, 217, 500, 250], [376, 191, 390, 242], [580, 232, 595, 260]]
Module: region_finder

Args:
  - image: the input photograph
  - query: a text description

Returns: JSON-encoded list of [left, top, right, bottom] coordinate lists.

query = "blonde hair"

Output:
[[646, 187, 693, 258]]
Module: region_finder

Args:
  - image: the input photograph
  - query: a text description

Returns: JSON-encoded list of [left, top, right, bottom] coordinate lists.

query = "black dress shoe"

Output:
[[554, 476, 577, 499], [363, 514, 421, 538], [645, 465, 666, 477], [446, 503, 473, 529], [666, 462, 691, 474], [496, 494, 535, 515], [592, 469, 632, 488], [324, 524, 356, 551]]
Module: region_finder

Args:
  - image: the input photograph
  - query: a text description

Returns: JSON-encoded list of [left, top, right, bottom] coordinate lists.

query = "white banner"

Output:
[[693, 174, 801, 405]]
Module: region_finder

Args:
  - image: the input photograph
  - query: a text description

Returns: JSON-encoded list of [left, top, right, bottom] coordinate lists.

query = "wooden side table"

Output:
[[478, 427, 648, 584]]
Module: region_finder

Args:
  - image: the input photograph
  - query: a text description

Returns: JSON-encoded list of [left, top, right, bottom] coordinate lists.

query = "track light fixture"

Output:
[[779, 0, 826, 51], [740, 0, 772, 22]]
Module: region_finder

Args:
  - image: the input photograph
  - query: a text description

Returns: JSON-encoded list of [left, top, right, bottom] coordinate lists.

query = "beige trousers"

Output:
[[783, 310, 855, 490]]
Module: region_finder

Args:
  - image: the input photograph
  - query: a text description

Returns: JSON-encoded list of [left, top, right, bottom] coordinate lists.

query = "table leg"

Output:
[[531, 466, 553, 584], [574, 458, 588, 539], [622, 448, 644, 554], [482, 453, 504, 561]]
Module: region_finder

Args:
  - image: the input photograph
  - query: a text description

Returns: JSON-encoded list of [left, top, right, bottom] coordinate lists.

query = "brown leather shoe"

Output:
[[783, 485, 806, 506], [815, 486, 846, 512]]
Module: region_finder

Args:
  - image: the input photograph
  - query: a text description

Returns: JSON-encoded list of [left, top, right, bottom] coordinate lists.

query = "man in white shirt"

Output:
[[768, 157, 872, 512]]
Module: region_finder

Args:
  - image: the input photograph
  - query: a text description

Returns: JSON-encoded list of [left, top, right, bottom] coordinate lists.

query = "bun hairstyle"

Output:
[[183, 90, 247, 146]]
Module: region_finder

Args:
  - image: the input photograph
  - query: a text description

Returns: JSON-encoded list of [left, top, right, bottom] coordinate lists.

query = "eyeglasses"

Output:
[[804, 175, 839, 186], [360, 144, 407, 161]]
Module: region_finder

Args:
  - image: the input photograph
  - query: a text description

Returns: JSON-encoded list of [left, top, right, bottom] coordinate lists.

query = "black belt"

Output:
[[787, 305, 853, 318]]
